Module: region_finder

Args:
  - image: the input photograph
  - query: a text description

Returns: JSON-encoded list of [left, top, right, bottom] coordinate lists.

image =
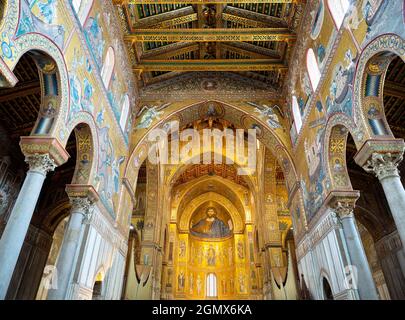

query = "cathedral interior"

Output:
[[0, 0, 405, 301]]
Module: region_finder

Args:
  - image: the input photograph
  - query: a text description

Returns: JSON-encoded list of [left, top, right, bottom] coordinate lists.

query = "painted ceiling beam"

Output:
[[134, 59, 287, 72], [125, 28, 295, 42]]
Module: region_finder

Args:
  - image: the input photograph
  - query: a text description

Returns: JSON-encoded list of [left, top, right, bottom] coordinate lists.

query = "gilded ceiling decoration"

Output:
[[114, 1, 304, 95]]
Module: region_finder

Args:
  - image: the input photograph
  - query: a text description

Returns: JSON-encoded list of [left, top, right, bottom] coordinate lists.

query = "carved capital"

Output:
[[334, 201, 355, 218], [66, 184, 99, 222], [354, 139, 404, 167], [25, 153, 56, 175], [363, 152, 403, 181], [69, 196, 96, 223], [70, 197, 93, 213], [324, 190, 360, 219]]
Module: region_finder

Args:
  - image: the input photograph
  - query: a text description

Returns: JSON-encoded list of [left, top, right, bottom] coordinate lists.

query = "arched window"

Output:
[[120, 95, 130, 131], [72, 0, 82, 13], [206, 273, 217, 298], [292, 95, 302, 133], [101, 47, 115, 88], [307, 49, 321, 91], [327, 0, 350, 29]]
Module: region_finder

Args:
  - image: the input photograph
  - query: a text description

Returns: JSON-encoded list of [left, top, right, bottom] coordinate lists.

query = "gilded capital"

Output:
[[25, 153, 56, 175], [363, 152, 403, 181]]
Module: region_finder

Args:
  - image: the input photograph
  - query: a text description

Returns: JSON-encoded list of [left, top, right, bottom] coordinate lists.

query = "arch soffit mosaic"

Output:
[[323, 114, 357, 191], [353, 34, 405, 140], [66, 112, 100, 186]]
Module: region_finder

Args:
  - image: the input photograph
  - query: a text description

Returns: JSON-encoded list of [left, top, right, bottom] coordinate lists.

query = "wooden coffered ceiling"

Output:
[[114, 1, 304, 89]]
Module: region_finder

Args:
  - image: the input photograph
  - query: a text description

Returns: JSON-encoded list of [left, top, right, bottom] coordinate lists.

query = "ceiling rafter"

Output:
[[224, 41, 280, 58], [221, 42, 278, 59], [142, 43, 199, 59]]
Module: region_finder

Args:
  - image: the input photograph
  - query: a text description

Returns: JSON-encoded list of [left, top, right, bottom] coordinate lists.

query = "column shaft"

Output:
[[341, 215, 379, 300], [47, 210, 84, 300], [0, 171, 47, 299], [379, 176, 405, 249]]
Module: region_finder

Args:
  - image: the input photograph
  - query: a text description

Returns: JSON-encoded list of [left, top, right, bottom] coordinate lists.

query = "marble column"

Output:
[[326, 191, 379, 300], [363, 152, 405, 250], [47, 185, 98, 300], [0, 154, 56, 299]]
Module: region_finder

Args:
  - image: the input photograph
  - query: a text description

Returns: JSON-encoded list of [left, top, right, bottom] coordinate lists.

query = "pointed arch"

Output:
[[353, 34, 405, 140], [125, 100, 298, 194]]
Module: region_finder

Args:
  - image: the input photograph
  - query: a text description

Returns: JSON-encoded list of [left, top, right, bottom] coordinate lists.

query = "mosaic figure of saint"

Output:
[[178, 272, 185, 292], [189, 273, 194, 294], [237, 241, 244, 259], [207, 245, 216, 266], [196, 275, 202, 296]]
